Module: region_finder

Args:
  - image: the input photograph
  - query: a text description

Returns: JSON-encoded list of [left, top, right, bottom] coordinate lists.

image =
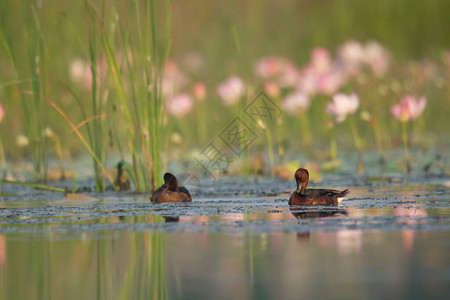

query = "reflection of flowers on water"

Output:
[[336, 230, 362, 255], [0, 234, 5, 265], [316, 230, 363, 254], [394, 206, 428, 226], [402, 230, 415, 252]]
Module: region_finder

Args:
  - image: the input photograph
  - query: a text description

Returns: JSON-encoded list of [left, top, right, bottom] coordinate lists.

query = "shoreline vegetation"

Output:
[[0, 0, 449, 191]]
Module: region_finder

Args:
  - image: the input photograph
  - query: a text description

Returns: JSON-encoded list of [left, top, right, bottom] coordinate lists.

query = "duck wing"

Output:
[[306, 188, 349, 205], [150, 184, 167, 203], [178, 186, 192, 202]]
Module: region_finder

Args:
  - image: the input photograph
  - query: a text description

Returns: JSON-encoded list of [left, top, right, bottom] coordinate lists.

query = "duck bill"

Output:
[[296, 181, 306, 195]]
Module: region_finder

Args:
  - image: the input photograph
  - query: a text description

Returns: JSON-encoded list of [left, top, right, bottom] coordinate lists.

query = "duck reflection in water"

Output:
[[163, 216, 180, 223]]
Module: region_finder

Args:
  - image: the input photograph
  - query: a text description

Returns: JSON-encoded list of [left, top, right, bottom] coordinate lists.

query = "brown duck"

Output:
[[288, 168, 348, 206], [150, 173, 192, 204]]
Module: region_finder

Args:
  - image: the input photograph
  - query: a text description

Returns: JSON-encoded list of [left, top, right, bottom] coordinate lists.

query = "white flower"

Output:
[[281, 91, 310, 115], [326, 93, 360, 122]]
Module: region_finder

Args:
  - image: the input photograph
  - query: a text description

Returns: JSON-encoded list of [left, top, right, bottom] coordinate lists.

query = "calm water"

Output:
[[1, 175, 449, 299]]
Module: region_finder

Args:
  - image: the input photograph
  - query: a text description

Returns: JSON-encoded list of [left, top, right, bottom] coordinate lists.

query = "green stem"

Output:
[[349, 115, 362, 151], [299, 112, 312, 147], [401, 121, 411, 173], [330, 126, 337, 162], [265, 127, 275, 179], [349, 115, 364, 174], [276, 119, 284, 164]]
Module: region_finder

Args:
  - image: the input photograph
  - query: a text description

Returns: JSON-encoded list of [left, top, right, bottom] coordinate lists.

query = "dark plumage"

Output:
[[150, 173, 192, 204], [288, 168, 348, 206]]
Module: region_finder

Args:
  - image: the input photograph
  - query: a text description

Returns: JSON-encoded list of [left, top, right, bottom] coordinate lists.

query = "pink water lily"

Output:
[[281, 91, 310, 115], [165, 93, 194, 118], [390, 95, 426, 122], [326, 93, 360, 122], [216, 76, 245, 106]]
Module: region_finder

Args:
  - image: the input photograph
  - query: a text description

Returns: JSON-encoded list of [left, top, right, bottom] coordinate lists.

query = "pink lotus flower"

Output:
[[390, 95, 426, 122], [254, 56, 288, 79], [297, 67, 319, 95], [278, 62, 300, 87], [161, 60, 187, 98], [281, 91, 310, 115], [338, 40, 365, 76], [264, 82, 280, 98], [194, 82, 206, 101], [317, 71, 343, 95], [165, 93, 194, 117], [326, 93, 360, 122], [216, 76, 245, 106], [364, 41, 390, 77], [0, 104, 4, 123], [254, 56, 300, 87], [311, 47, 332, 73]]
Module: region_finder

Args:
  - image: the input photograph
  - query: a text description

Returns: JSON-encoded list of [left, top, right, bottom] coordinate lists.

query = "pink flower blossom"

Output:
[[254, 56, 288, 79], [278, 62, 300, 87], [194, 82, 206, 101], [264, 82, 280, 98], [165, 93, 194, 118], [364, 41, 390, 77], [254, 56, 300, 87], [326, 93, 360, 122], [0, 104, 4, 123], [390, 95, 426, 122], [311, 47, 332, 73], [297, 67, 319, 95], [338, 40, 365, 76], [161, 60, 187, 98], [216, 76, 245, 106], [317, 71, 343, 95], [281, 91, 310, 115]]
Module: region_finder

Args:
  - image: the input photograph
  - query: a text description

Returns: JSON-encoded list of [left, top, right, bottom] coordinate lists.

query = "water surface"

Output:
[[0, 174, 449, 299]]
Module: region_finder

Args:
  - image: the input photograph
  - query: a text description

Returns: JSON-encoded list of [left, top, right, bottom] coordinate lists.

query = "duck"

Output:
[[288, 168, 348, 206], [150, 173, 192, 204]]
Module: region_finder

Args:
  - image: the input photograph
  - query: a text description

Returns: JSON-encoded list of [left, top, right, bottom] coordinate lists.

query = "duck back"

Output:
[[289, 188, 348, 206], [151, 185, 192, 204]]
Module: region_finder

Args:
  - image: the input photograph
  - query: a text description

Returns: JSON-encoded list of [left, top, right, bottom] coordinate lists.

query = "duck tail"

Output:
[[337, 189, 349, 204], [339, 189, 349, 197]]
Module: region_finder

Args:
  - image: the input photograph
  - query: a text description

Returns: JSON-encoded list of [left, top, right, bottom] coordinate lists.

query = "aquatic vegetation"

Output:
[[0, 0, 448, 188], [326, 93, 364, 173]]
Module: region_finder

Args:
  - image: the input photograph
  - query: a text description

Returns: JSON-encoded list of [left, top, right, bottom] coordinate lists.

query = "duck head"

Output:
[[164, 173, 179, 191], [294, 168, 309, 196]]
